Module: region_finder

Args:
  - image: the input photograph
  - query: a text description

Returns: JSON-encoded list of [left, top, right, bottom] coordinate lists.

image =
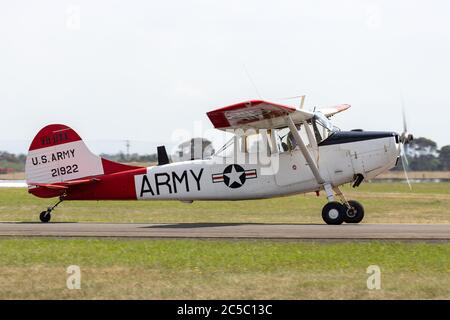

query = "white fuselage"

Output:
[[133, 135, 400, 201]]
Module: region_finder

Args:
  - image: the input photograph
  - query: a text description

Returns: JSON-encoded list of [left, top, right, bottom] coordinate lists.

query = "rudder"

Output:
[[26, 124, 105, 184]]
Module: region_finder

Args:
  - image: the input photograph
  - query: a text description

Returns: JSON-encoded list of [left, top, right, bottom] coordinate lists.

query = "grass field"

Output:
[[0, 239, 448, 299], [0, 182, 449, 223], [0, 183, 448, 299]]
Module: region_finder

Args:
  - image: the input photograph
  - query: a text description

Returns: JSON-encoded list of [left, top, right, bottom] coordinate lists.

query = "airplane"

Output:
[[25, 97, 412, 224]]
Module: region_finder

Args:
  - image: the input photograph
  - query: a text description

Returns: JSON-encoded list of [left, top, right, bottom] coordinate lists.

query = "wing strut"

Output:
[[285, 115, 335, 201]]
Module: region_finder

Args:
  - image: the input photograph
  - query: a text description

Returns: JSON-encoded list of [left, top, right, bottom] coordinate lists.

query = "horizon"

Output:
[[0, 130, 447, 156]]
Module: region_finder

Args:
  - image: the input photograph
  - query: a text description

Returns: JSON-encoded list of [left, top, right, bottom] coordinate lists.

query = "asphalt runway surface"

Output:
[[0, 222, 448, 240]]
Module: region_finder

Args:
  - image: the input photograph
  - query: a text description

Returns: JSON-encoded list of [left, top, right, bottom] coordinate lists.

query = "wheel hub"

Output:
[[346, 207, 357, 218], [328, 208, 339, 219]]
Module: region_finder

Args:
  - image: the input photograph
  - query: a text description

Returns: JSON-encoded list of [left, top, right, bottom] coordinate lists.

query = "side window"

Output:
[[276, 126, 309, 152], [276, 128, 290, 152], [247, 131, 271, 156]]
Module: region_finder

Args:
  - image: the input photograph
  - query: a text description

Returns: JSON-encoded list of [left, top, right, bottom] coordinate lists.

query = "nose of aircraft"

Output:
[[393, 132, 402, 158]]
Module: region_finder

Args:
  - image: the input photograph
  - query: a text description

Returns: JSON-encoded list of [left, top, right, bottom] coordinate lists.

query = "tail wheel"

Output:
[[322, 202, 345, 225], [39, 210, 51, 223], [343, 200, 364, 224]]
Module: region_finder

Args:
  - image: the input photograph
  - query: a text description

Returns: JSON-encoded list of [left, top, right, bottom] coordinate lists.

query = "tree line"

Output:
[[394, 137, 450, 171], [1, 136, 450, 172]]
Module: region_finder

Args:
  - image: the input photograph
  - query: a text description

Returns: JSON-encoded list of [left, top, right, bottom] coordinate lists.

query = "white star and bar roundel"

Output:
[[212, 164, 257, 189]]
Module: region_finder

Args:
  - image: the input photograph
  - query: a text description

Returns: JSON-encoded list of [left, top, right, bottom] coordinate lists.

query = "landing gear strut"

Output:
[[39, 195, 65, 223], [321, 184, 364, 225]]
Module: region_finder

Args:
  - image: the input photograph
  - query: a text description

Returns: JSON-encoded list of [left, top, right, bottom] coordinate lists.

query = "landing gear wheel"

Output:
[[322, 202, 345, 225], [38, 196, 65, 223], [343, 200, 364, 224], [40, 210, 51, 223]]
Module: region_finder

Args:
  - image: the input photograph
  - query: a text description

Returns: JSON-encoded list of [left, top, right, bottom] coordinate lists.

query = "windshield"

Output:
[[314, 111, 339, 132]]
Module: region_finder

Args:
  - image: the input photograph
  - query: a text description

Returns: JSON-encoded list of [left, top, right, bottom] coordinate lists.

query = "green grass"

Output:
[[1, 184, 448, 299], [363, 182, 450, 194], [0, 239, 448, 299], [0, 183, 449, 223]]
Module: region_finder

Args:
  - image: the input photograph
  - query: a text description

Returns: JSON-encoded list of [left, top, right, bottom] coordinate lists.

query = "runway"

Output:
[[0, 222, 448, 240]]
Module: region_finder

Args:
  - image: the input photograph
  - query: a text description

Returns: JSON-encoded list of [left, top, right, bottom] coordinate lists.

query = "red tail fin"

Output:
[[26, 124, 142, 185]]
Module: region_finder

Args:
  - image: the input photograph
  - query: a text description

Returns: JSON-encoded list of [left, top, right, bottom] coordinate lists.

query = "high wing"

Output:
[[207, 100, 314, 130], [206, 100, 349, 130]]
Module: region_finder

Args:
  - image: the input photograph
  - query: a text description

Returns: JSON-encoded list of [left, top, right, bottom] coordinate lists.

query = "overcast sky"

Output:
[[1, 0, 449, 154]]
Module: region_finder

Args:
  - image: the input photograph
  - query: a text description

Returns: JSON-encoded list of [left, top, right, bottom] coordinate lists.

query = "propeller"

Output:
[[399, 101, 414, 145], [399, 143, 412, 190], [398, 98, 414, 190]]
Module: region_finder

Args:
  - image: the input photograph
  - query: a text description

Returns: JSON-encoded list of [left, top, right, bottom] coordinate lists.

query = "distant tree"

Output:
[[439, 145, 450, 170], [137, 153, 158, 163], [407, 137, 438, 158], [100, 152, 158, 164], [118, 151, 127, 162], [0, 151, 26, 172], [409, 154, 441, 171], [392, 137, 440, 171]]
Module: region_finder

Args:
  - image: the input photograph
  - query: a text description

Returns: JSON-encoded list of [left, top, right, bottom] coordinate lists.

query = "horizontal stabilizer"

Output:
[[28, 178, 101, 190]]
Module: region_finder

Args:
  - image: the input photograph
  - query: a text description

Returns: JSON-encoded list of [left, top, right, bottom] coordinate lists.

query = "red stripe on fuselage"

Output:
[[29, 167, 147, 200], [64, 167, 147, 200]]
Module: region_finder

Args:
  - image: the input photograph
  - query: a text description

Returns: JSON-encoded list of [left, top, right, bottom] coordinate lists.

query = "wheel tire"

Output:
[[343, 200, 364, 224], [39, 210, 51, 223], [322, 202, 345, 225]]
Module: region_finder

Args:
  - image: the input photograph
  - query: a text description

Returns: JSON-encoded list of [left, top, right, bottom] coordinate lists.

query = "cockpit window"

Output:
[[314, 111, 337, 132], [312, 113, 340, 143], [213, 115, 340, 157], [213, 130, 273, 158]]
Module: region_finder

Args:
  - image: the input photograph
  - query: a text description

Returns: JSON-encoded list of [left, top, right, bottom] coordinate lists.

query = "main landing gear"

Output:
[[39, 195, 65, 223], [321, 185, 364, 225]]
